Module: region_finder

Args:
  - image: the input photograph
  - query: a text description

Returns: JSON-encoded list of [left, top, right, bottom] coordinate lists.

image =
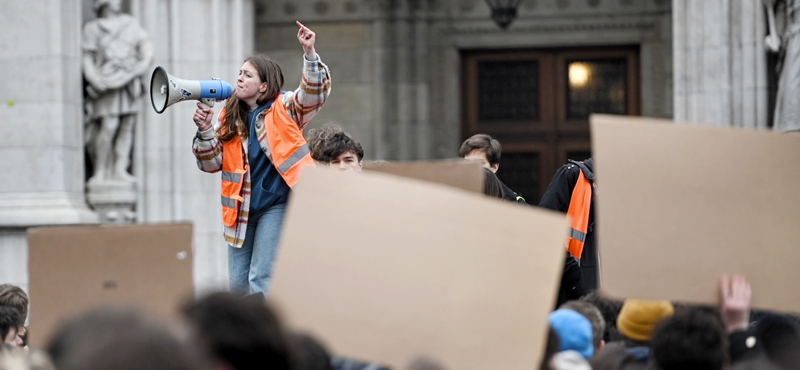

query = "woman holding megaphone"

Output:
[[191, 21, 331, 296]]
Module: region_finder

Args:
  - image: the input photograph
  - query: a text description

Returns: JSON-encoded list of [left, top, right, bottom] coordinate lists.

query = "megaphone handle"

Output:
[[200, 98, 216, 108]]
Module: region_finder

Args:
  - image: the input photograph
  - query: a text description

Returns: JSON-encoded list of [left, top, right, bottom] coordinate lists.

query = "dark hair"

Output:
[[219, 55, 285, 142], [730, 356, 783, 370], [286, 332, 333, 370], [560, 300, 606, 351], [307, 123, 364, 162], [579, 290, 624, 343], [182, 292, 290, 370], [459, 134, 501, 166], [589, 342, 644, 370], [0, 306, 22, 343], [46, 307, 206, 370], [539, 327, 561, 370], [0, 284, 28, 323], [482, 168, 505, 198], [650, 308, 727, 370], [754, 312, 800, 367]]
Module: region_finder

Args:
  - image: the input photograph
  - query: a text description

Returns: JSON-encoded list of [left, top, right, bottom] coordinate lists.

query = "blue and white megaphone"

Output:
[[149, 66, 233, 114]]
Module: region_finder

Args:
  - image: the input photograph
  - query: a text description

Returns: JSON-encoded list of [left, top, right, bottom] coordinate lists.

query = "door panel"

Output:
[[462, 47, 639, 203]]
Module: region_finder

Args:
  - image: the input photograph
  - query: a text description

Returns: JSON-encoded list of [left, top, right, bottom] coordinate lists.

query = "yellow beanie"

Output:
[[616, 298, 674, 342]]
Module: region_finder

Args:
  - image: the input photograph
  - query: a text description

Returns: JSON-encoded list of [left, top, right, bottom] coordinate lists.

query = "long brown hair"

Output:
[[218, 55, 285, 142]]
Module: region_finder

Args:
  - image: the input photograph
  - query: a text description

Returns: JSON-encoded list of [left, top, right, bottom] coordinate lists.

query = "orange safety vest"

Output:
[[219, 94, 315, 227], [566, 164, 592, 259]]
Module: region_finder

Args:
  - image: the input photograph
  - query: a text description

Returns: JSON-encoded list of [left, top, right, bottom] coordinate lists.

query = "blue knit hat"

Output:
[[549, 308, 594, 359]]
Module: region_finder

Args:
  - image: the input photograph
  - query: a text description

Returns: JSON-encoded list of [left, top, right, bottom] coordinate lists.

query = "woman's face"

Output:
[[235, 61, 265, 107]]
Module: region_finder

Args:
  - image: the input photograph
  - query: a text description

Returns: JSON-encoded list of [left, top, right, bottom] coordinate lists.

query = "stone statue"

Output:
[[82, 0, 153, 184], [764, 0, 800, 131]]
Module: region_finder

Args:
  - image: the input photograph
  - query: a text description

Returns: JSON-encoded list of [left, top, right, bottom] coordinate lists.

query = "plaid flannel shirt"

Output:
[[192, 55, 332, 248]]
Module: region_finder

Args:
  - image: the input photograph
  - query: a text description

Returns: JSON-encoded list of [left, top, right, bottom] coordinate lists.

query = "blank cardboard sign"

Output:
[[591, 114, 800, 312], [27, 223, 193, 349], [363, 159, 484, 194], [271, 167, 568, 370]]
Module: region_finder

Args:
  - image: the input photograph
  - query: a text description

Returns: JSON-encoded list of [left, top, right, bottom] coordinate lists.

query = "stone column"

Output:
[[673, 0, 770, 128], [0, 0, 98, 291], [134, 0, 255, 293]]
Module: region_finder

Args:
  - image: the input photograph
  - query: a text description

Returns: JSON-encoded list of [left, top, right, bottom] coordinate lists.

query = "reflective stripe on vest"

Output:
[[220, 133, 247, 228], [221, 171, 243, 183], [264, 94, 315, 187], [276, 144, 311, 174], [566, 166, 592, 259], [217, 94, 316, 228]]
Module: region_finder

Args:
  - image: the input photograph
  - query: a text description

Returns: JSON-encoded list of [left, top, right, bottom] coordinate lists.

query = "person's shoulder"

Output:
[[499, 181, 527, 204]]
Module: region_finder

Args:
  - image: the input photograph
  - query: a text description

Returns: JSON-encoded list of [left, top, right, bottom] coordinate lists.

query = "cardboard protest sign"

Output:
[[27, 223, 193, 349], [363, 159, 484, 194], [271, 167, 568, 370], [591, 114, 800, 312]]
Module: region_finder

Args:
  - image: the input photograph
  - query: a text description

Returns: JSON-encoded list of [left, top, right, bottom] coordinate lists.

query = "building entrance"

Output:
[[462, 47, 640, 204]]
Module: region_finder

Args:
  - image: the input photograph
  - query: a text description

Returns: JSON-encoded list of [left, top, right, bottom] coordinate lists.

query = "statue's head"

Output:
[[94, 0, 122, 13]]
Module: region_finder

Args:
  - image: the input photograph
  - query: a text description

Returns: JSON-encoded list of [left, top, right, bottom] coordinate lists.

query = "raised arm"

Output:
[[764, 0, 782, 53], [283, 21, 332, 130]]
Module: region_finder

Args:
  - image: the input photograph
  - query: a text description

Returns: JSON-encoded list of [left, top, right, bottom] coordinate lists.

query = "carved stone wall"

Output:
[[255, 0, 673, 160], [0, 0, 97, 292], [0, 0, 255, 295], [673, 0, 769, 128]]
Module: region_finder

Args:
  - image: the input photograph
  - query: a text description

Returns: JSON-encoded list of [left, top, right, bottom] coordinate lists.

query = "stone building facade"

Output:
[[0, 0, 777, 294]]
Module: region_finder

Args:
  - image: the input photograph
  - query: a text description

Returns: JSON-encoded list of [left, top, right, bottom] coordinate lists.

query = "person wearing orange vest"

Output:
[[191, 22, 332, 295], [540, 158, 597, 306]]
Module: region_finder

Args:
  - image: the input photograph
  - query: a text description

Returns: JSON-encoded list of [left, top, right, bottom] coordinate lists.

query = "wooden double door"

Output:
[[462, 47, 640, 204]]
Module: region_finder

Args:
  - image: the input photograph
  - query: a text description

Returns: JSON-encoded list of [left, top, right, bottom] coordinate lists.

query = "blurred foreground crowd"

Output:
[[1, 275, 799, 370]]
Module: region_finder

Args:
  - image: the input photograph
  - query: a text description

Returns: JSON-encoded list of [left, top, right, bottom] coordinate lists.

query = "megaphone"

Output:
[[149, 66, 233, 113]]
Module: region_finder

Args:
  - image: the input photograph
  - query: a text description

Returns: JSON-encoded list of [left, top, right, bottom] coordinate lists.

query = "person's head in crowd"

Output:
[[0, 351, 30, 370], [560, 300, 606, 352], [730, 356, 783, 370], [753, 312, 800, 368], [482, 167, 505, 198], [579, 291, 624, 343], [0, 307, 23, 349], [588, 343, 644, 370], [549, 350, 592, 370], [285, 332, 332, 370], [27, 351, 56, 370], [0, 285, 28, 348], [649, 308, 727, 370], [540, 327, 561, 370], [46, 307, 205, 370], [0, 285, 28, 324], [182, 292, 290, 370], [616, 299, 674, 346], [307, 123, 364, 173], [459, 134, 501, 173], [549, 309, 594, 359]]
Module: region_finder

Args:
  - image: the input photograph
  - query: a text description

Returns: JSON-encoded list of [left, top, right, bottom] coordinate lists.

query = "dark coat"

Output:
[[539, 158, 597, 305]]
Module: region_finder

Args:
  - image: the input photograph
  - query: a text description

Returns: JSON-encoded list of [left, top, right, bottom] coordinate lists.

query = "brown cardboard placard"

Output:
[[27, 223, 194, 349], [271, 167, 568, 370], [591, 114, 800, 312], [363, 159, 484, 194]]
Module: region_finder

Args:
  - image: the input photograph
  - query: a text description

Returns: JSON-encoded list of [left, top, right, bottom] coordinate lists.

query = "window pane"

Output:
[[478, 61, 540, 122], [496, 152, 541, 204], [566, 59, 627, 121]]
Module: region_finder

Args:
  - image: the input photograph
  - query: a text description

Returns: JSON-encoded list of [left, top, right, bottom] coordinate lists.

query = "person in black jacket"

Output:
[[459, 134, 527, 204], [540, 158, 597, 304]]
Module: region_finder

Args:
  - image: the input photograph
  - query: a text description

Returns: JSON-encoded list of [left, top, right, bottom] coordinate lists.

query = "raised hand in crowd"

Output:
[[720, 274, 752, 333]]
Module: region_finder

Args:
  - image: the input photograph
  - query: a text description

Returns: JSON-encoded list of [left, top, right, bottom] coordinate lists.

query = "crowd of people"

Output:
[[2, 17, 799, 370], [1, 275, 800, 370]]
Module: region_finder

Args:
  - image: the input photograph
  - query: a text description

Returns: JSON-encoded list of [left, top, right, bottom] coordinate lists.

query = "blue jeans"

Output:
[[228, 203, 286, 296]]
